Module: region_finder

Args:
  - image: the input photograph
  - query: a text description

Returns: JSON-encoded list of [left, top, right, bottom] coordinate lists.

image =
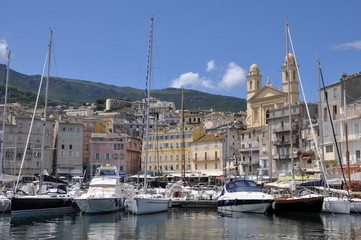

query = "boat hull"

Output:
[[218, 199, 273, 214], [11, 195, 74, 215], [0, 197, 11, 213], [74, 197, 123, 214], [323, 197, 350, 214], [126, 197, 170, 215], [272, 196, 324, 214], [351, 199, 361, 213]]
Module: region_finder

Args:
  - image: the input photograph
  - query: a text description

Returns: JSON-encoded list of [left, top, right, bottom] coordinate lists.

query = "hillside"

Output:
[[0, 64, 246, 112]]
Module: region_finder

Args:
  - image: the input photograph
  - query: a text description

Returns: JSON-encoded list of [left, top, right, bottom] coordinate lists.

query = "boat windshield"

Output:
[[225, 180, 261, 193], [96, 169, 117, 176]]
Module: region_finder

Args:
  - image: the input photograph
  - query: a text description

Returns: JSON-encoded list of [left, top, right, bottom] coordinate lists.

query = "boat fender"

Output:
[[272, 201, 276, 210], [115, 198, 119, 207], [234, 199, 238, 206], [225, 200, 230, 206]]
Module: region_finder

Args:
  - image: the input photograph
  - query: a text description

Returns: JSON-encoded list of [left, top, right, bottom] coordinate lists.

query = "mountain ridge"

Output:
[[0, 64, 246, 112]]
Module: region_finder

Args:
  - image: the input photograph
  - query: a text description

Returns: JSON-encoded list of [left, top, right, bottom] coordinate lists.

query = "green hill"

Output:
[[0, 64, 246, 112]]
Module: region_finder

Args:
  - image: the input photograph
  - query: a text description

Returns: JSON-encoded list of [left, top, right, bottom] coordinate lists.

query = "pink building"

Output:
[[89, 133, 140, 179]]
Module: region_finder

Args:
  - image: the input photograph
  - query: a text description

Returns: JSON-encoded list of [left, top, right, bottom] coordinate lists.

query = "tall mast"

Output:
[[285, 20, 295, 183], [143, 17, 154, 191], [268, 124, 273, 182], [39, 29, 52, 193], [343, 75, 351, 188], [1, 50, 11, 174], [181, 88, 185, 181]]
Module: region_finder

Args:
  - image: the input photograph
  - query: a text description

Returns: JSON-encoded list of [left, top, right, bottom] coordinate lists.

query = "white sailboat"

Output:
[[317, 61, 351, 214], [0, 50, 13, 213], [11, 30, 74, 215], [125, 17, 170, 214]]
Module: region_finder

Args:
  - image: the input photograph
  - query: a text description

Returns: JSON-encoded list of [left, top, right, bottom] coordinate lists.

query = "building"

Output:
[[105, 99, 131, 111], [191, 133, 225, 178], [141, 125, 205, 175], [4, 112, 54, 176], [89, 133, 127, 178], [320, 72, 361, 175], [246, 53, 299, 128], [267, 103, 319, 177], [53, 119, 83, 176]]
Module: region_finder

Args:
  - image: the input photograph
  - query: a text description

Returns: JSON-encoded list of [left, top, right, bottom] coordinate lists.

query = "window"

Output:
[[326, 145, 333, 153], [215, 151, 218, 159], [215, 163, 218, 169], [195, 153, 197, 161], [205, 152, 207, 160], [356, 150, 360, 160]]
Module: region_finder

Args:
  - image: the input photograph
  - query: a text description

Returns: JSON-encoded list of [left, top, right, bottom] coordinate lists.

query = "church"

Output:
[[246, 53, 300, 128]]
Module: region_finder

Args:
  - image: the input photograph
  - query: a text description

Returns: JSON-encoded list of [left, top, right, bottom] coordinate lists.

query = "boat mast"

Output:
[[343, 75, 351, 188], [1, 50, 11, 174], [143, 17, 154, 191], [268, 124, 273, 182], [39, 29, 52, 192], [317, 60, 329, 192], [285, 20, 295, 184], [181, 88, 186, 181]]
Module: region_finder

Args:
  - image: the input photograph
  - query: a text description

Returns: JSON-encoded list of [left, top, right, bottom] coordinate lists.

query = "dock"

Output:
[[171, 199, 217, 208]]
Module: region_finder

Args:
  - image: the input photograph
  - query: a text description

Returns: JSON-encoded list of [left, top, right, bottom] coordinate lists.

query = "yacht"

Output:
[[218, 180, 274, 214], [74, 165, 128, 214]]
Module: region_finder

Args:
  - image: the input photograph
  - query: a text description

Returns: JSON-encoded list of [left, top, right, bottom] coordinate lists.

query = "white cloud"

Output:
[[332, 40, 361, 50], [170, 72, 217, 90], [0, 39, 9, 62], [206, 60, 216, 72], [170, 61, 247, 92], [218, 62, 247, 89]]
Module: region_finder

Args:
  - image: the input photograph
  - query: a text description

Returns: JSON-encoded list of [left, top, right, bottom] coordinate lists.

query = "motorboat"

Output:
[[217, 180, 274, 214], [74, 165, 128, 214]]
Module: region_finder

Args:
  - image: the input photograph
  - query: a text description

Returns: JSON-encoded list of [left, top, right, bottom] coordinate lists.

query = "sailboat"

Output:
[[125, 17, 170, 215], [315, 61, 351, 214], [0, 50, 13, 213], [11, 30, 74, 215], [270, 21, 324, 214]]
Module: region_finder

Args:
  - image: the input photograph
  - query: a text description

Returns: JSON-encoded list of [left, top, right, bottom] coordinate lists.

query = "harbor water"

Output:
[[2, 208, 361, 239]]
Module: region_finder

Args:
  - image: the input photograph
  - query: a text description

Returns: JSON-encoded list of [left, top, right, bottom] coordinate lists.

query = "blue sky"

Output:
[[0, 1, 360, 103]]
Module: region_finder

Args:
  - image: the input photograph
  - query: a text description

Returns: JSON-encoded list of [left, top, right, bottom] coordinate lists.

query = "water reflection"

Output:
[[2, 208, 361, 239], [321, 214, 361, 239]]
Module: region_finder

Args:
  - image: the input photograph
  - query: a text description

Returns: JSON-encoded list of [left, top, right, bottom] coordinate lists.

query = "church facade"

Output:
[[246, 53, 300, 128]]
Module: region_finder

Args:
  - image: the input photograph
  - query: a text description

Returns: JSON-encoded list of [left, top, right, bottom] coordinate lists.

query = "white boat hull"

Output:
[[0, 197, 11, 213], [350, 199, 361, 213], [74, 197, 123, 214], [126, 196, 170, 215], [218, 202, 271, 214], [323, 197, 350, 214]]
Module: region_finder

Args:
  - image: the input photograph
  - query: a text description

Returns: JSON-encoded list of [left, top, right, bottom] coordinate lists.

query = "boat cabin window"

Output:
[[225, 180, 260, 192], [97, 169, 116, 176]]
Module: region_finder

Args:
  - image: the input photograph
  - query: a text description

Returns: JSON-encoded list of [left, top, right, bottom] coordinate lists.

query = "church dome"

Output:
[[250, 63, 259, 71], [284, 53, 295, 63]]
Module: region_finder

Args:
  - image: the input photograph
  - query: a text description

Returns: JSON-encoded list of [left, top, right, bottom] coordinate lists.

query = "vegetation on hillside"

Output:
[[0, 64, 246, 112]]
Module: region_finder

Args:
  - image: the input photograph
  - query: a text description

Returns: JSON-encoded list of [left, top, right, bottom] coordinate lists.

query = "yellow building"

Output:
[[246, 53, 300, 128], [141, 125, 205, 174], [191, 133, 226, 176]]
